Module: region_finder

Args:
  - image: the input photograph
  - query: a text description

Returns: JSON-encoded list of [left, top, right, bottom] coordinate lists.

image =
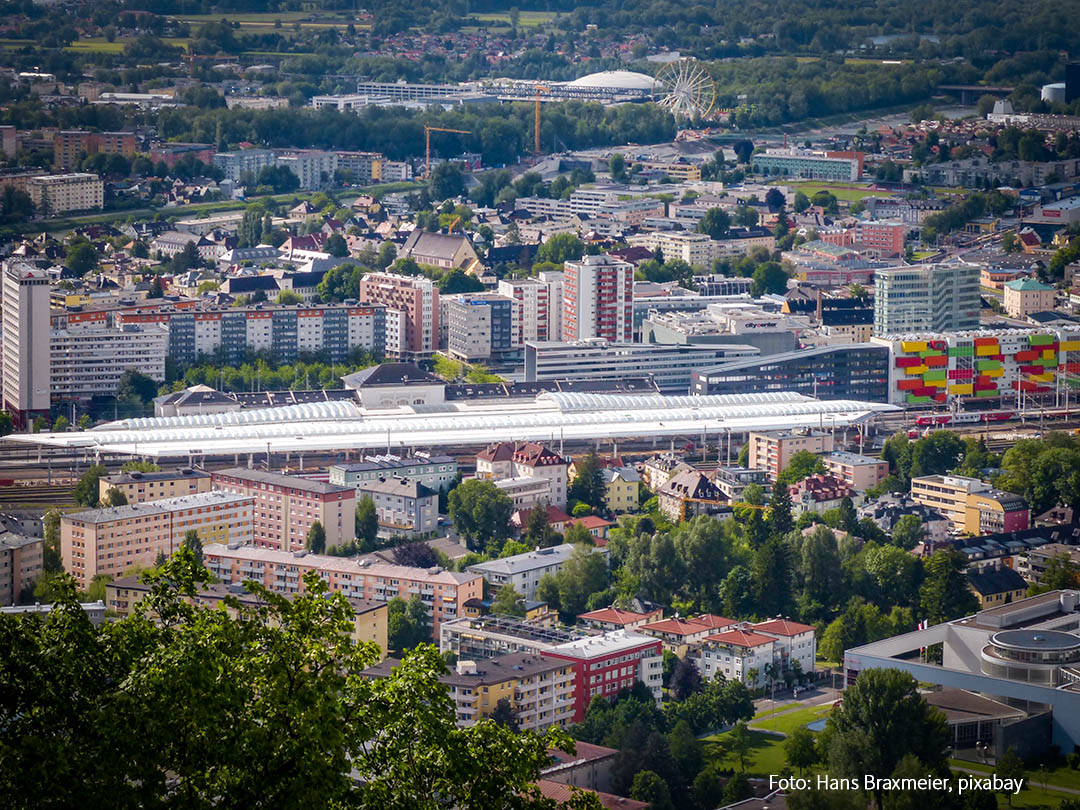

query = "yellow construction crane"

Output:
[[533, 85, 549, 155], [424, 126, 471, 180]]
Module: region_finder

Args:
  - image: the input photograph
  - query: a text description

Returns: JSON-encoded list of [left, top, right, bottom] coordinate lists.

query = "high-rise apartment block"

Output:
[[445, 293, 519, 362], [563, 255, 634, 343], [1, 260, 51, 427], [26, 173, 103, 215], [357, 272, 438, 360], [498, 278, 551, 343]]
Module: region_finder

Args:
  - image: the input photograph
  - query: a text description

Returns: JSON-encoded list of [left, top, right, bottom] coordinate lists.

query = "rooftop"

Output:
[[212, 467, 353, 495], [66, 491, 253, 525], [578, 607, 658, 626], [547, 629, 659, 659], [752, 618, 816, 636], [467, 544, 585, 577], [706, 628, 776, 648], [102, 467, 210, 485]]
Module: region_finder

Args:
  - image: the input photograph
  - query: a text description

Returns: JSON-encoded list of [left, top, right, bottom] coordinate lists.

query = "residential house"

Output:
[[657, 470, 728, 522], [356, 476, 438, 537], [967, 563, 1029, 609]]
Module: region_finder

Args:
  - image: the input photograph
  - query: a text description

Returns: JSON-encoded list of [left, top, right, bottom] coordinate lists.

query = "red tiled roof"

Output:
[[693, 614, 738, 631], [570, 516, 614, 530], [535, 780, 648, 810], [579, 607, 654, 626], [705, 629, 776, 648], [752, 618, 815, 636], [642, 617, 710, 637]]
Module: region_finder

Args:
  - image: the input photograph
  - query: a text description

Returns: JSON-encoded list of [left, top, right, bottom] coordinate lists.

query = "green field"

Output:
[[750, 704, 832, 736], [64, 37, 190, 53], [789, 182, 891, 202], [473, 10, 558, 26], [704, 728, 789, 776]]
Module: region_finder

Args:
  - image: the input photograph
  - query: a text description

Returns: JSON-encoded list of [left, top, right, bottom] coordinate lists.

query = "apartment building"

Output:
[[276, 150, 335, 190], [545, 631, 663, 722], [329, 454, 457, 494], [203, 543, 482, 637], [50, 323, 168, 402], [873, 263, 980, 336], [356, 476, 437, 537], [2, 260, 51, 427], [499, 278, 551, 343], [467, 544, 607, 602], [911, 474, 1030, 534], [536, 270, 564, 341], [363, 653, 577, 731], [105, 576, 388, 651], [751, 618, 818, 676], [53, 130, 136, 170], [0, 532, 43, 605], [61, 492, 255, 590], [357, 272, 438, 360], [657, 470, 729, 522], [211, 468, 355, 552], [747, 429, 835, 481], [334, 151, 384, 184], [212, 149, 276, 182], [0, 126, 15, 158], [439, 615, 583, 660], [691, 628, 777, 688], [627, 231, 718, 267], [26, 173, 104, 215], [445, 293, 519, 362], [1017, 544, 1080, 585], [578, 607, 664, 632], [822, 451, 889, 491], [115, 302, 387, 365], [638, 617, 724, 657], [854, 220, 906, 256], [98, 468, 212, 505], [562, 254, 634, 343]]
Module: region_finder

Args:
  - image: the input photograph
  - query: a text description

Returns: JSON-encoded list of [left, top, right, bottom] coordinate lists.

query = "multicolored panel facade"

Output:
[[884, 330, 1080, 406]]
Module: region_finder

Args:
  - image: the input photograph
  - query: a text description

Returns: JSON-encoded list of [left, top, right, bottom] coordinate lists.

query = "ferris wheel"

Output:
[[654, 59, 717, 120]]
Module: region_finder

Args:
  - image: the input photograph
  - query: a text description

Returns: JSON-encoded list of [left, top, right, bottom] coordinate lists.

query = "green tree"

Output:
[[569, 451, 606, 511], [387, 593, 430, 650], [0, 550, 597, 809], [776, 450, 827, 487], [630, 770, 673, 810], [995, 748, 1025, 808], [793, 191, 811, 213], [768, 483, 794, 536], [182, 528, 203, 564], [728, 721, 753, 772], [277, 289, 303, 305], [801, 525, 842, 607], [430, 161, 466, 200], [120, 460, 161, 473], [42, 508, 62, 573], [535, 233, 585, 265], [750, 261, 790, 296], [31, 416, 47, 434], [355, 496, 379, 551], [910, 432, 965, 478], [821, 668, 949, 810], [325, 233, 349, 257], [377, 241, 397, 269], [306, 521, 326, 554], [920, 548, 978, 625], [73, 464, 107, 507], [104, 487, 128, 507], [490, 697, 519, 732], [609, 153, 627, 183], [52, 415, 70, 433], [524, 504, 558, 548], [753, 536, 794, 618], [890, 514, 925, 551], [490, 584, 527, 617], [696, 208, 731, 240], [65, 240, 99, 276], [447, 479, 513, 553], [553, 543, 608, 617], [76, 414, 92, 430], [0, 411, 12, 436], [785, 726, 818, 775]]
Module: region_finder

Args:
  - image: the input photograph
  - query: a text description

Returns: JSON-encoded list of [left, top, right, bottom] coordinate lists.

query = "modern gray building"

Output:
[[524, 339, 759, 393], [874, 263, 981, 336], [356, 476, 438, 537], [212, 149, 276, 182]]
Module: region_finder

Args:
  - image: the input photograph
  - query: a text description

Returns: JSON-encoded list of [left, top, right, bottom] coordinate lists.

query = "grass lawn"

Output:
[[750, 704, 832, 737], [704, 728, 789, 776], [473, 10, 557, 26], [913, 250, 939, 259], [789, 182, 890, 202], [65, 37, 189, 53]]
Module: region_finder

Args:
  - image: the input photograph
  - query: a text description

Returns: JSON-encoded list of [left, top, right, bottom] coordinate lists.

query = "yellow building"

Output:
[[601, 467, 641, 513], [966, 564, 1028, 609], [362, 652, 576, 731], [105, 577, 388, 655], [99, 468, 212, 505]]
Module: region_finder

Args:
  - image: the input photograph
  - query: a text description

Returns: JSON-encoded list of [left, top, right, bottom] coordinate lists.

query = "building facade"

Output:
[[499, 278, 551, 343], [748, 429, 835, 481], [0, 532, 43, 604], [357, 272, 438, 360], [562, 254, 634, 343], [210, 468, 356, 552], [203, 543, 482, 638], [328, 454, 457, 494], [2, 260, 51, 426], [50, 323, 168, 402], [61, 492, 255, 590], [874, 263, 981, 336], [445, 294, 519, 362], [911, 474, 1030, 534], [99, 468, 212, 505], [356, 476, 438, 537], [27, 173, 104, 215], [545, 631, 663, 722]]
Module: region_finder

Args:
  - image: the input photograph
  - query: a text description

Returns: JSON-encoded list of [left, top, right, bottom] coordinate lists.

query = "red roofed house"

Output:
[[477, 441, 570, 508], [691, 628, 776, 688], [690, 614, 739, 634], [752, 618, 817, 679], [510, 505, 573, 534], [566, 515, 614, 542], [578, 606, 664, 632], [535, 780, 648, 810], [788, 474, 856, 516], [640, 617, 715, 657]]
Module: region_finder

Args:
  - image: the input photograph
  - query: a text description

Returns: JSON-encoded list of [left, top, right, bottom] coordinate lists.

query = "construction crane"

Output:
[[424, 126, 471, 180], [533, 85, 549, 155]]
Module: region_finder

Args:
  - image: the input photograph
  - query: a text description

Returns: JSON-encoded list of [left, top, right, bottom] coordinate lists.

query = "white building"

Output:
[[212, 149, 275, 182], [499, 278, 551, 343], [1, 260, 50, 426], [536, 270, 565, 341], [51, 323, 168, 402], [476, 442, 569, 510], [444, 293, 519, 362], [691, 627, 777, 688], [276, 150, 336, 190], [493, 476, 553, 511], [752, 618, 817, 678], [467, 543, 608, 602], [26, 173, 103, 215]]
